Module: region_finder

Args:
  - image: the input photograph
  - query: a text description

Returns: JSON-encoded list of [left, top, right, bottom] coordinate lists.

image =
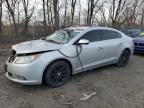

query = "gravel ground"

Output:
[[0, 54, 144, 108]]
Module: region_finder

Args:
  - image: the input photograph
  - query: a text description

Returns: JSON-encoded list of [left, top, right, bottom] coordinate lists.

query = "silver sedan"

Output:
[[4, 27, 134, 87]]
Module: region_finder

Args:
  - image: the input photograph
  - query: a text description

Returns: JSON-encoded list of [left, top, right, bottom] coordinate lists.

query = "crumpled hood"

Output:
[[134, 37, 144, 43], [12, 39, 63, 54]]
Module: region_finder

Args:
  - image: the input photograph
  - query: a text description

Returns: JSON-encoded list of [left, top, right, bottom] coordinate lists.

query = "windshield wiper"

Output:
[[46, 39, 61, 44]]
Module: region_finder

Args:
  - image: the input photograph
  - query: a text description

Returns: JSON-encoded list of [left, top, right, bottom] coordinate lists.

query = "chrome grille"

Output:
[[139, 43, 144, 47], [134, 42, 144, 47]]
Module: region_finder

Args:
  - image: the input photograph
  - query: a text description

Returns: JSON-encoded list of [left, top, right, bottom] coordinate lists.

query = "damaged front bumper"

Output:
[[5, 59, 43, 85]]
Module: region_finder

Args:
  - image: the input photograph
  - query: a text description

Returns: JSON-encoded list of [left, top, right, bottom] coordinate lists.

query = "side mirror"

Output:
[[78, 39, 89, 45]]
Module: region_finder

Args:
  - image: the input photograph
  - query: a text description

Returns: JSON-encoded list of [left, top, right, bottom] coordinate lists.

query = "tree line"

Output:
[[0, 0, 144, 37]]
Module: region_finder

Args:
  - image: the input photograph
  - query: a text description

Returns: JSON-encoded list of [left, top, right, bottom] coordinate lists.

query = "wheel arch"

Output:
[[118, 47, 131, 59], [124, 47, 131, 54], [42, 58, 73, 84]]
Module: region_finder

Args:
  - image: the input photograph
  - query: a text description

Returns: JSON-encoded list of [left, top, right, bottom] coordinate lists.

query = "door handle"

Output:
[[98, 47, 103, 50]]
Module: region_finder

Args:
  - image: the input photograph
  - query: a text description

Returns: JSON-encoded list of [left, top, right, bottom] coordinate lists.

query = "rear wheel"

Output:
[[117, 49, 131, 67], [44, 60, 71, 87]]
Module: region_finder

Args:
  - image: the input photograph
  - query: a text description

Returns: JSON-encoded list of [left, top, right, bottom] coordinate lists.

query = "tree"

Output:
[[86, 0, 106, 25], [130, 0, 139, 25], [42, 0, 47, 34], [116, 0, 141, 27], [63, 0, 68, 26], [109, 0, 127, 28], [70, 0, 77, 26], [53, 0, 59, 30], [22, 0, 34, 35], [78, 0, 81, 24], [0, 0, 3, 33], [99, 8, 109, 26], [5, 0, 18, 37], [140, 8, 144, 25], [46, 0, 51, 32], [87, 0, 99, 25]]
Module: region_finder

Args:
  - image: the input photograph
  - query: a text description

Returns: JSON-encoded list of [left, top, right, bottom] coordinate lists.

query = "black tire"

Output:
[[44, 60, 71, 87], [117, 49, 131, 67]]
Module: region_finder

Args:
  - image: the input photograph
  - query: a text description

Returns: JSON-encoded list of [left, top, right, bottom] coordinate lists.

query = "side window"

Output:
[[102, 30, 121, 40], [81, 30, 101, 42]]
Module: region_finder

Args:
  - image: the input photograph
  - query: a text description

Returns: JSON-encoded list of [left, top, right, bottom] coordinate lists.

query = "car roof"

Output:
[[66, 26, 117, 32]]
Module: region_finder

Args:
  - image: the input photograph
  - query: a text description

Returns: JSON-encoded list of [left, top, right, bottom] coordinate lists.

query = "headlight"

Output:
[[15, 54, 40, 64]]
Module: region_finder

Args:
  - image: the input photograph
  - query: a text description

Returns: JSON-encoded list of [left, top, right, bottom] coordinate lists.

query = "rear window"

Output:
[[102, 30, 121, 40]]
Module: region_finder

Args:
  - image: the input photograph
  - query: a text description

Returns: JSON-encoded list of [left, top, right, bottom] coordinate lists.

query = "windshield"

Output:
[[130, 29, 141, 34], [46, 30, 80, 44]]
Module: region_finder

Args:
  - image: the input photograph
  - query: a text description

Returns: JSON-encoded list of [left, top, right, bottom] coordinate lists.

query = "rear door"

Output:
[[100, 30, 123, 63]]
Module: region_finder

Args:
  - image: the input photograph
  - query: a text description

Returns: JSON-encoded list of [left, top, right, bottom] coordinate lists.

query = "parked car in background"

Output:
[[133, 37, 144, 53], [122, 29, 144, 53], [122, 29, 141, 38], [4, 27, 134, 87]]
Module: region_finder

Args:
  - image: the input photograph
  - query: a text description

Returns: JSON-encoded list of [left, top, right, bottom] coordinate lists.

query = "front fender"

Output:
[[39, 50, 82, 82]]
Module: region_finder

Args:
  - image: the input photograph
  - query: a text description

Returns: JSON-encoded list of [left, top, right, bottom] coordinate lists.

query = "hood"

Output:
[[134, 37, 144, 43], [12, 39, 63, 54]]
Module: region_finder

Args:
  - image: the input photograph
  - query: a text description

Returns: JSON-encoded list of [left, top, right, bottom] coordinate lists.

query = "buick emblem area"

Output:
[[9, 50, 16, 63]]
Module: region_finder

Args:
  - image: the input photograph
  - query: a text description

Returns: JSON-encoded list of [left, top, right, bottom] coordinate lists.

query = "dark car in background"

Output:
[[122, 29, 141, 38], [133, 37, 144, 53], [122, 29, 144, 53]]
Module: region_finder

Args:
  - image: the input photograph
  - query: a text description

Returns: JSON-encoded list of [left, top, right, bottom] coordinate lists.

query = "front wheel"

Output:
[[117, 49, 131, 67], [44, 60, 71, 87]]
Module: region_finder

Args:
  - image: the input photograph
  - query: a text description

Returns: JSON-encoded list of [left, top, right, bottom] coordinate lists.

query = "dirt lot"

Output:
[[0, 53, 144, 108]]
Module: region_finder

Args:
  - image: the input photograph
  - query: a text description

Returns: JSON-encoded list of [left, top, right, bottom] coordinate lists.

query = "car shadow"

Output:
[[133, 53, 144, 57], [71, 64, 116, 79], [10, 64, 117, 90]]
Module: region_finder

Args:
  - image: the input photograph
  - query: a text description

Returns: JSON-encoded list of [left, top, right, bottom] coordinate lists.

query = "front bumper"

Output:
[[6, 72, 40, 85], [134, 46, 144, 53], [5, 59, 44, 85]]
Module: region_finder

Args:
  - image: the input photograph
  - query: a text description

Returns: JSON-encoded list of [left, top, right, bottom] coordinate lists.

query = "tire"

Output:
[[117, 49, 131, 67], [44, 60, 71, 87]]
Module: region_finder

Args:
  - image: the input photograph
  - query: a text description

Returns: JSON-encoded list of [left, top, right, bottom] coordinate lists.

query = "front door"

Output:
[[78, 30, 104, 70]]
